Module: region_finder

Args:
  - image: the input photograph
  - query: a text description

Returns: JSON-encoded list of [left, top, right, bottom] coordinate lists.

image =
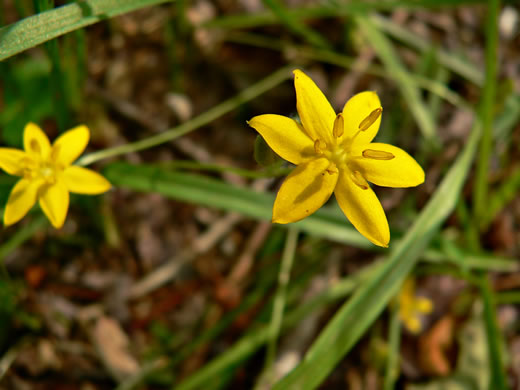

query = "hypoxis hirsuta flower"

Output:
[[398, 277, 433, 333], [0, 123, 111, 228], [248, 69, 425, 247]]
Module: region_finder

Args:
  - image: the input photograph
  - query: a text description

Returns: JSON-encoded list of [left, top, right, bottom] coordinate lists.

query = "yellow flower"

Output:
[[0, 123, 111, 228], [248, 69, 424, 247], [398, 278, 433, 333]]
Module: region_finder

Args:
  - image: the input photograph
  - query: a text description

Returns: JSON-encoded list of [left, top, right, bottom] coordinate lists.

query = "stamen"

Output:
[[314, 139, 325, 154], [350, 171, 369, 190], [326, 163, 338, 175], [362, 149, 395, 160], [333, 113, 344, 138], [30, 139, 41, 154], [359, 108, 382, 131]]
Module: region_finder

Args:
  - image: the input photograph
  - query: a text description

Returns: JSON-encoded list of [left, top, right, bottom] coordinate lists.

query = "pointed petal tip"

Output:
[[372, 237, 389, 248], [271, 215, 286, 225], [49, 218, 65, 229]]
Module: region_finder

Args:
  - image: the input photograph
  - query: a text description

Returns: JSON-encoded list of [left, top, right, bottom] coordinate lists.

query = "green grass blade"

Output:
[[78, 66, 293, 166], [384, 303, 401, 390], [263, 228, 299, 385], [473, 0, 500, 227], [271, 122, 481, 390], [371, 15, 483, 86], [104, 161, 518, 274], [483, 166, 520, 228], [0, 216, 47, 263], [478, 274, 508, 389], [262, 0, 330, 49], [103, 162, 372, 248], [225, 32, 471, 111], [494, 93, 520, 143], [174, 261, 377, 390], [471, 0, 508, 387], [356, 14, 438, 146], [0, 0, 173, 61], [204, 0, 486, 30]]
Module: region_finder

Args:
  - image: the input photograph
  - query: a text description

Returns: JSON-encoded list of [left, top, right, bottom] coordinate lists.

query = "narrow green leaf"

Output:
[[478, 273, 508, 389], [204, 0, 486, 30], [483, 166, 520, 229], [356, 15, 438, 146], [271, 122, 481, 389], [0, 216, 47, 263], [384, 304, 401, 390], [263, 228, 299, 386], [104, 161, 517, 274], [103, 162, 372, 248], [174, 261, 376, 390], [494, 93, 520, 143], [473, 0, 500, 226], [261, 0, 330, 49], [371, 15, 484, 86], [79, 66, 293, 166], [0, 0, 173, 61]]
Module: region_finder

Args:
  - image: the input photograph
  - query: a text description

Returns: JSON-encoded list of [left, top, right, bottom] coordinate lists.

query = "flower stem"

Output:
[[264, 228, 299, 382], [473, 0, 500, 228], [77, 66, 293, 166], [384, 303, 401, 390]]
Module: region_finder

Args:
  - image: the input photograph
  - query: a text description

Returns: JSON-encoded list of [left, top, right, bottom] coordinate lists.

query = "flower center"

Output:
[[316, 108, 386, 190], [40, 164, 55, 179], [21, 158, 61, 184]]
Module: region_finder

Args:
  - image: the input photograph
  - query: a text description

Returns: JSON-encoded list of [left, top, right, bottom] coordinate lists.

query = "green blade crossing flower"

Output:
[[248, 69, 424, 247], [0, 123, 112, 228]]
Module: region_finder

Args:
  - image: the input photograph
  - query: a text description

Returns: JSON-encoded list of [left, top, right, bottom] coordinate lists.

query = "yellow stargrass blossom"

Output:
[[248, 69, 424, 247], [0, 123, 111, 228], [398, 278, 433, 333]]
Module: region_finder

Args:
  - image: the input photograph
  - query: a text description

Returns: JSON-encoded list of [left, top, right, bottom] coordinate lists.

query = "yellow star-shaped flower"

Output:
[[398, 278, 433, 333], [248, 69, 424, 247], [0, 123, 111, 228]]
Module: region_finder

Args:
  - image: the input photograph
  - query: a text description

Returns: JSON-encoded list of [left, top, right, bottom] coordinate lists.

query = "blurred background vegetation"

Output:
[[0, 0, 520, 389]]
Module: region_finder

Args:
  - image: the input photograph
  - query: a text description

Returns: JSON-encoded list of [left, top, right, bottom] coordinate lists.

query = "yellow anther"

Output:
[[350, 171, 369, 190], [333, 113, 344, 138], [362, 149, 395, 160], [359, 107, 382, 131], [314, 139, 325, 154], [326, 163, 338, 175]]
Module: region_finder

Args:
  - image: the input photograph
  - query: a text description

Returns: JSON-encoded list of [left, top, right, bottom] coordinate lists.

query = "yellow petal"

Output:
[[248, 114, 315, 165], [273, 157, 338, 224], [23, 122, 51, 159], [415, 297, 433, 314], [293, 70, 336, 144], [0, 148, 28, 175], [342, 91, 382, 147], [404, 316, 421, 333], [51, 125, 90, 166], [62, 166, 112, 194], [334, 169, 389, 247], [3, 178, 41, 226], [350, 143, 425, 188], [39, 180, 69, 229]]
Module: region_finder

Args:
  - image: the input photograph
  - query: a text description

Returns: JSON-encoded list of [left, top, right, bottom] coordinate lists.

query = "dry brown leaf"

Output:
[[419, 316, 455, 376], [92, 316, 139, 381]]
